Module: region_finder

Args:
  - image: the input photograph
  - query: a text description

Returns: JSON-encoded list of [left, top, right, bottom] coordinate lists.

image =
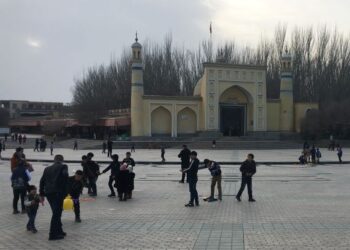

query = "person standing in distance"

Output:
[[161, 146, 166, 163], [236, 153, 256, 202], [178, 145, 191, 183], [182, 151, 200, 207], [39, 155, 69, 241], [107, 138, 113, 157]]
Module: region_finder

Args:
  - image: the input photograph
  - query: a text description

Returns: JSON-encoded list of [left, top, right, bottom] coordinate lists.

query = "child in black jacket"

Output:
[[67, 170, 84, 222], [102, 154, 120, 198], [24, 185, 41, 233]]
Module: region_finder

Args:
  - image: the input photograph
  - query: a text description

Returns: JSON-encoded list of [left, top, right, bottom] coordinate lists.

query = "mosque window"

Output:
[[133, 51, 136, 59], [226, 70, 230, 80], [235, 71, 239, 80], [251, 72, 255, 81], [242, 71, 246, 80], [138, 51, 140, 59], [218, 70, 222, 79]]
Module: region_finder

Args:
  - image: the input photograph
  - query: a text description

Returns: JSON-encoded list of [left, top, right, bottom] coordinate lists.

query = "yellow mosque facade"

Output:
[[130, 38, 318, 138]]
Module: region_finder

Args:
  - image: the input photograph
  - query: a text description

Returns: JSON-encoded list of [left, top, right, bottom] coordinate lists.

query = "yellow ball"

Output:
[[63, 196, 74, 211]]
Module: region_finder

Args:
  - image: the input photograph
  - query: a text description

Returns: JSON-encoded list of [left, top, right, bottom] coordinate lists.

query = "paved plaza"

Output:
[[1, 149, 350, 249]]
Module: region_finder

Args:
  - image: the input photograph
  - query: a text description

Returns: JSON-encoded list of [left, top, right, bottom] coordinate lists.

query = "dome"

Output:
[[132, 41, 142, 49], [282, 46, 292, 60], [132, 33, 142, 49]]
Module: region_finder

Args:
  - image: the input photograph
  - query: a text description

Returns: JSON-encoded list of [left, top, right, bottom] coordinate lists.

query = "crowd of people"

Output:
[[7, 138, 347, 241], [9, 146, 138, 240], [10, 133, 27, 144]]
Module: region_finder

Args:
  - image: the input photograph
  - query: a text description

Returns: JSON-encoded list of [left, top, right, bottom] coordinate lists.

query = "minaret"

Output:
[[130, 33, 144, 137], [279, 47, 294, 131]]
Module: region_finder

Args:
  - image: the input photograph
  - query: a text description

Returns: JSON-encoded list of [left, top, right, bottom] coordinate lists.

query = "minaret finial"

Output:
[[135, 31, 138, 42]]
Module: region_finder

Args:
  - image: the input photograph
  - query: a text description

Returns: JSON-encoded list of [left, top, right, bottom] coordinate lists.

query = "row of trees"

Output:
[[72, 25, 350, 138]]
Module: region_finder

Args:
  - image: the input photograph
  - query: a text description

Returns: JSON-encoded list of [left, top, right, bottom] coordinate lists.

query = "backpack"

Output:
[[316, 151, 321, 158], [12, 177, 26, 190], [211, 162, 222, 176]]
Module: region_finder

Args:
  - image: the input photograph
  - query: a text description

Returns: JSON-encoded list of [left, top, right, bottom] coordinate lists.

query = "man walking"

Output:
[[236, 153, 256, 202], [178, 145, 191, 183], [182, 151, 200, 207], [39, 155, 69, 241]]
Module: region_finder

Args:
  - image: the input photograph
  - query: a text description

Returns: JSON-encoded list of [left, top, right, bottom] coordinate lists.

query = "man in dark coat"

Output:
[[236, 153, 256, 202], [178, 145, 191, 183], [39, 155, 69, 241], [102, 154, 120, 197], [182, 151, 200, 207]]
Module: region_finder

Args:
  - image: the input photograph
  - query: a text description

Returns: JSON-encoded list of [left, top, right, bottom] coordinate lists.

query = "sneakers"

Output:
[[178, 180, 184, 183], [13, 210, 20, 214], [184, 203, 194, 207], [249, 199, 256, 202], [75, 217, 82, 223], [108, 194, 116, 198], [31, 228, 38, 234], [236, 196, 241, 202]]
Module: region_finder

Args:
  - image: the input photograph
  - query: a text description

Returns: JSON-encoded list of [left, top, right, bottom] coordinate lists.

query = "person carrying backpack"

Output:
[[316, 148, 322, 164], [203, 159, 222, 202], [11, 156, 31, 214]]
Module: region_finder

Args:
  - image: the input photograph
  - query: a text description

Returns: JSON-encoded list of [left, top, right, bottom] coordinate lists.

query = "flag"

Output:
[[209, 22, 212, 35]]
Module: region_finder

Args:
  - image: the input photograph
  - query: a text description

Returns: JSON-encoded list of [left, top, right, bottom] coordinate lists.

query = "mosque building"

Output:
[[130, 36, 318, 138]]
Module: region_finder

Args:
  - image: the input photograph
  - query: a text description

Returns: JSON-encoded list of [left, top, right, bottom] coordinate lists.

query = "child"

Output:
[[116, 163, 129, 201], [24, 185, 41, 233], [122, 152, 135, 199], [67, 170, 84, 222], [102, 154, 120, 197], [316, 148, 322, 164], [337, 146, 343, 163], [203, 159, 222, 202]]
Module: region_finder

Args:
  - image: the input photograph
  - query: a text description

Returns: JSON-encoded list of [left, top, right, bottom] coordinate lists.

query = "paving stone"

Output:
[[1, 149, 350, 249]]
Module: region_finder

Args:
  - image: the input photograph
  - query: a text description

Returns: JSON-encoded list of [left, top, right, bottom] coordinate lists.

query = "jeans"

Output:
[[188, 178, 198, 204], [236, 175, 253, 199], [88, 176, 97, 195], [108, 176, 115, 195], [27, 208, 37, 229], [13, 188, 26, 211], [46, 193, 65, 237], [210, 175, 222, 199]]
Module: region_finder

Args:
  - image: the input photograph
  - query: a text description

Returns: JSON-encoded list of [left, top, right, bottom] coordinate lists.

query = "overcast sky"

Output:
[[1, 0, 349, 103]]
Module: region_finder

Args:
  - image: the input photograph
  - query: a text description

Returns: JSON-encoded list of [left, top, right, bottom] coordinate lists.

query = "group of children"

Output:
[[81, 151, 136, 201], [299, 142, 344, 165]]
